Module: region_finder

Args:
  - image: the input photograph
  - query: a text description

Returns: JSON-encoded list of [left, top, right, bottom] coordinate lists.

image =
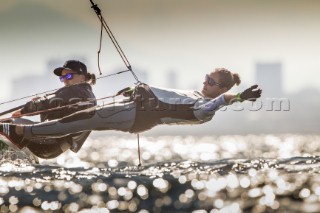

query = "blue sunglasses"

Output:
[[59, 73, 78, 82], [205, 74, 223, 87]]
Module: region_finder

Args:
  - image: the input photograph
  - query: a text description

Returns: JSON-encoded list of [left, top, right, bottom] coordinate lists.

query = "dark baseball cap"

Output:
[[53, 60, 87, 76]]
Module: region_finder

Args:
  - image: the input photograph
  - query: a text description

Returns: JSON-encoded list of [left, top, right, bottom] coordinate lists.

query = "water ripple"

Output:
[[1, 134, 320, 212]]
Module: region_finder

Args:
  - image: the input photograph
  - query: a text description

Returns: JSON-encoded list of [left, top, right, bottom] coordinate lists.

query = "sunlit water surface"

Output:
[[1, 134, 320, 213]]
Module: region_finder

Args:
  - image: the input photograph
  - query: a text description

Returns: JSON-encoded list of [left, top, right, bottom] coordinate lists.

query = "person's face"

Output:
[[201, 72, 228, 98], [60, 69, 85, 86]]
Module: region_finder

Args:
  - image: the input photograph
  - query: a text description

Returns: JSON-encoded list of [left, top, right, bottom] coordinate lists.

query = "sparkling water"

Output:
[[1, 134, 320, 212]]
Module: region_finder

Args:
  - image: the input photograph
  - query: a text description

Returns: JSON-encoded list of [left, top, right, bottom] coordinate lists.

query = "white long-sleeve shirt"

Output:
[[148, 86, 227, 125]]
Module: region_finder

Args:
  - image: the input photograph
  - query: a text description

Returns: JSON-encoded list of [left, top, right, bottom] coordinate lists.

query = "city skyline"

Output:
[[1, 0, 320, 101], [2, 56, 319, 102]]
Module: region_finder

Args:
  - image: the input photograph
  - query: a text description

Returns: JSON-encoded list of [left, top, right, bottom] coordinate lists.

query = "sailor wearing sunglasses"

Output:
[[56, 61, 94, 87], [7, 60, 97, 158]]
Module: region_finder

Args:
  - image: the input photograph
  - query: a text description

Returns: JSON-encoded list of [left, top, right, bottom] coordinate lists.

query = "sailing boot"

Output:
[[0, 123, 26, 149]]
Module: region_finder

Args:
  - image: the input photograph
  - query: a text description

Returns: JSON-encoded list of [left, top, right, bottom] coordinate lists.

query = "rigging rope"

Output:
[[97, 20, 104, 75], [0, 87, 129, 122], [0, 69, 131, 108], [90, 0, 140, 83], [137, 133, 142, 167]]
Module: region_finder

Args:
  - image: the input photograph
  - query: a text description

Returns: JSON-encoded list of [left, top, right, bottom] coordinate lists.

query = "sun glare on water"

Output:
[[1, 134, 320, 212]]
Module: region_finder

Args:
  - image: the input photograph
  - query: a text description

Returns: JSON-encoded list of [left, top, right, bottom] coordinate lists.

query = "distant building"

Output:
[[167, 70, 177, 88], [256, 62, 283, 98], [11, 74, 59, 99]]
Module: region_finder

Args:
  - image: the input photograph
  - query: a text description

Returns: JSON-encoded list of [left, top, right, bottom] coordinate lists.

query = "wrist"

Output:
[[236, 93, 243, 102]]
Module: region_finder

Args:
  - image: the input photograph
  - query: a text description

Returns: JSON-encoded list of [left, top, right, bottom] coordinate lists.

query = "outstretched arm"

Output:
[[194, 85, 262, 120], [224, 85, 262, 104]]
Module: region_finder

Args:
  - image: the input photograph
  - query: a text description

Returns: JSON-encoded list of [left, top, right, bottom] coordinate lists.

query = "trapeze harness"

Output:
[[129, 83, 227, 133]]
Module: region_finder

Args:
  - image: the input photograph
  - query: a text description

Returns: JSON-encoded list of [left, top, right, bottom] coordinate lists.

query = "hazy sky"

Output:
[[1, 0, 320, 102]]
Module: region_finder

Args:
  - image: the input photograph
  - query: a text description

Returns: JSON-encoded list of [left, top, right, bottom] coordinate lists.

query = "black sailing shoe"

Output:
[[0, 123, 25, 150]]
